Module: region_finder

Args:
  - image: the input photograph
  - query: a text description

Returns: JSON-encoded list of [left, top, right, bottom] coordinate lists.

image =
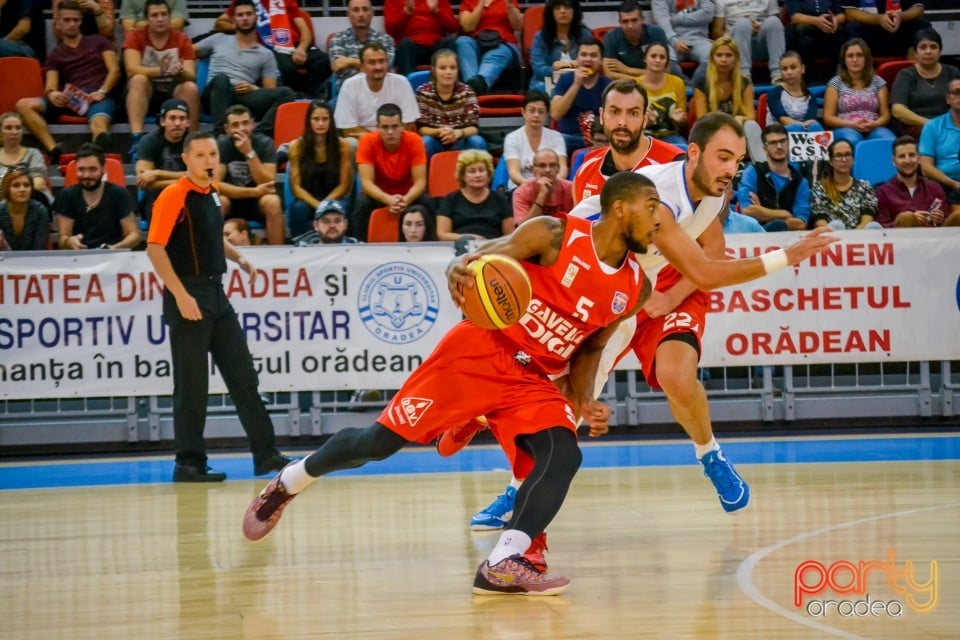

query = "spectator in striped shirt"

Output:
[[415, 49, 487, 158]]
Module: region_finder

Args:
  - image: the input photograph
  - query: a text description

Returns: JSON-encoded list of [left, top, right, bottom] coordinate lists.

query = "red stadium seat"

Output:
[[368, 207, 400, 242], [756, 92, 769, 127], [522, 6, 544, 68], [273, 100, 311, 148], [0, 57, 43, 114], [428, 150, 461, 198], [63, 157, 126, 187]]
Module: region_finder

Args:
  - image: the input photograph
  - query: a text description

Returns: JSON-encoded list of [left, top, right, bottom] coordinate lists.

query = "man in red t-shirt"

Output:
[[384, 0, 459, 76], [123, 0, 199, 157], [353, 102, 433, 241], [215, 0, 330, 98], [573, 78, 684, 202]]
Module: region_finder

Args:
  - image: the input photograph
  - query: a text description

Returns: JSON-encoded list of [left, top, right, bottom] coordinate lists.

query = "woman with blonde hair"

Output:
[[436, 149, 514, 241], [693, 37, 755, 126]]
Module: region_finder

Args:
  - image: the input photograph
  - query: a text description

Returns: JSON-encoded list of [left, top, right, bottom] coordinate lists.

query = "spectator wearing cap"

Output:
[[123, 0, 199, 160], [215, 105, 284, 245], [294, 200, 359, 245], [136, 97, 190, 221]]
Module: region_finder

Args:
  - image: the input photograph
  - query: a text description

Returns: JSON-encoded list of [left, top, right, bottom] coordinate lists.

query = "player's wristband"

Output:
[[760, 249, 788, 274]]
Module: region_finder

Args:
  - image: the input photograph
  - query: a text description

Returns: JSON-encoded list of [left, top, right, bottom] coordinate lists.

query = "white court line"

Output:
[[735, 501, 960, 639]]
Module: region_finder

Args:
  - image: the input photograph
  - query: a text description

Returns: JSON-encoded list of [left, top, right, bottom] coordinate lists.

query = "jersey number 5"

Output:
[[574, 296, 594, 321]]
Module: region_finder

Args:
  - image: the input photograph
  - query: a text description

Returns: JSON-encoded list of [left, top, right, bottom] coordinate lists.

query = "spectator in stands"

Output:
[[295, 200, 359, 245], [455, 0, 524, 94], [215, 0, 331, 99], [693, 36, 755, 127], [785, 0, 849, 78], [334, 42, 420, 150], [638, 42, 688, 146], [811, 138, 880, 229], [385, 0, 458, 77], [0, 169, 49, 251], [529, 0, 593, 93], [503, 90, 568, 190], [53, 0, 114, 42], [287, 100, 352, 238], [762, 51, 823, 131], [823, 38, 894, 147], [876, 135, 953, 227], [214, 105, 283, 245], [437, 149, 513, 240], [195, 0, 296, 137], [0, 112, 53, 209], [551, 37, 610, 154], [650, 0, 714, 69], [711, 0, 784, 84], [223, 217, 260, 245], [511, 148, 573, 224], [602, 0, 671, 81], [121, 0, 187, 34], [136, 98, 189, 221], [16, 1, 118, 162], [0, 0, 45, 59], [918, 78, 960, 215], [844, 0, 929, 60], [891, 28, 960, 139], [354, 103, 431, 242], [123, 0, 199, 160], [736, 124, 811, 231], [719, 179, 764, 233], [55, 144, 140, 249], [415, 49, 486, 158], [398, 204, 438, 241], [330, 0, 396, 95]]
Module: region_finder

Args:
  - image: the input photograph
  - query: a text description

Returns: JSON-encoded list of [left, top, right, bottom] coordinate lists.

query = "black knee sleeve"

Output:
[[304, 424, 407, 477], [509, 428, 582, 536]]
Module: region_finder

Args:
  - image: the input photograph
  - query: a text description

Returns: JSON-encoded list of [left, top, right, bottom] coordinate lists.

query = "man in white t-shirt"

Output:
[[501, 90, 568, 191], [711, 0, 784, 83], [333, 41, 420, 153]]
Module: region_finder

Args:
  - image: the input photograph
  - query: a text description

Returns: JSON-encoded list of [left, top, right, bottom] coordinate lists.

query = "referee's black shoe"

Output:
[[173, 463, 227, 483], [254, 451, 294, 476]]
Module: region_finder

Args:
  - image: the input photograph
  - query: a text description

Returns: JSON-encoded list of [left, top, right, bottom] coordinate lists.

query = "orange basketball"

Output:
[[458, 254, 532, 330]]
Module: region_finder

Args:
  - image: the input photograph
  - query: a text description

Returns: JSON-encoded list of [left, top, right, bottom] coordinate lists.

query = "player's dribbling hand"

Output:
[[580, 399, 611, 437], [446, 253, 480, 306], [784, 226, 839, 265]]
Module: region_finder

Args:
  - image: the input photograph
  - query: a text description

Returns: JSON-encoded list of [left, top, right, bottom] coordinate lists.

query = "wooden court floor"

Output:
[[0, 456, 957, 639]]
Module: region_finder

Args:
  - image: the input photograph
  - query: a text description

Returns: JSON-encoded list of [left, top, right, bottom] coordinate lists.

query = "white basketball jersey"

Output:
[[567, 160, 725, 280]]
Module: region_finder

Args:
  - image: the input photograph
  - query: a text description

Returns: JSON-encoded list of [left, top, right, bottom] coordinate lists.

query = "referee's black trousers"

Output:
[[164, 278, 276, 467]]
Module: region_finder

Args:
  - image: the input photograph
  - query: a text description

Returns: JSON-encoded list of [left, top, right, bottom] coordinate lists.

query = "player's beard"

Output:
[[625, 219, 649, 254], [608, 127, 641, 154], [691, 157, 725, 197]]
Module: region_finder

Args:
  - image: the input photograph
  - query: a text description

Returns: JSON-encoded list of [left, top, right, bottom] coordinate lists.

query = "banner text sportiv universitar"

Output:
[[1, 230, 958, 400]]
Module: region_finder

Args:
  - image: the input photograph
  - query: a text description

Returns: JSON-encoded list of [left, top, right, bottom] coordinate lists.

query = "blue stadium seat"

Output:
[[852, 138, 896, 186], [491, 156, 510, 192], [407, 70, 430, 92], [569, 147, 589, 176]]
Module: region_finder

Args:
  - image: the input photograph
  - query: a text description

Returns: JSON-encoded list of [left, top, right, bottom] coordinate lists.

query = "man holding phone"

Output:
[[876, 135, 955, 227]]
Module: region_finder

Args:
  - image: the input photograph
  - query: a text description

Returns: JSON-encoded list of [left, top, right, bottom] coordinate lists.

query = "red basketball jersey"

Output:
[[500, 215, 645, 375], [572, 137, 683, 203]]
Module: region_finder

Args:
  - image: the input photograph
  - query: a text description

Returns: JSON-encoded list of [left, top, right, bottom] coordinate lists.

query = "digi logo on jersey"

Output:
[[358, 262, 440, 344], [517, 298, 586, 360]]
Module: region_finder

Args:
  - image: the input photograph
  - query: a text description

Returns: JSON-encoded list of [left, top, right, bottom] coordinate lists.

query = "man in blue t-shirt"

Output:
[[918, 78, 960, 213], [550, 38, 610, 156], [736, 124, 811, 231]]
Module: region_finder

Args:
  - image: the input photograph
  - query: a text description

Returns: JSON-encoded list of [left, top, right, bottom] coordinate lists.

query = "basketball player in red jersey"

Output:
[[573, 78, 685, 203], [244, 172, 660, 596]]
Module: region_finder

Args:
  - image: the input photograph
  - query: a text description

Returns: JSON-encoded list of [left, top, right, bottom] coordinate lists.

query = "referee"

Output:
[[146, 131, 291, 482]]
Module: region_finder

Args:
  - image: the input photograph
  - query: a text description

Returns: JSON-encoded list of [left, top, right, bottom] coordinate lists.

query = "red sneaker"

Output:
[[523, 532, 549, 573], [242, 469, 299, 542], [436, 416, 488, 457], [473, 555, 569, 596]]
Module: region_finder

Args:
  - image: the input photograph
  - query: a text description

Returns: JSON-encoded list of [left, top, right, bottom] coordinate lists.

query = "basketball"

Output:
[[458, 254, 532, 330]]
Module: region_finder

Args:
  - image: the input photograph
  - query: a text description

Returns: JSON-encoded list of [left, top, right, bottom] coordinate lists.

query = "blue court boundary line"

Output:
[[1, 435, 957, 491], [0, 435, 960, 491]]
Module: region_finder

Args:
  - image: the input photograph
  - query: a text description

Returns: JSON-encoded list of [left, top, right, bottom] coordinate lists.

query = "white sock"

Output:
[[487, 529, 531, 565], [694, 437, 720, 460], [508, 476, 523, 490], [279, 458, 315, 494]]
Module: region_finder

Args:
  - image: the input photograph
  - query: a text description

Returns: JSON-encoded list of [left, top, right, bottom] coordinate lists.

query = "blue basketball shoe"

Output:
[[470, 485, 517, 530], [700, 449, 750, 513]]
